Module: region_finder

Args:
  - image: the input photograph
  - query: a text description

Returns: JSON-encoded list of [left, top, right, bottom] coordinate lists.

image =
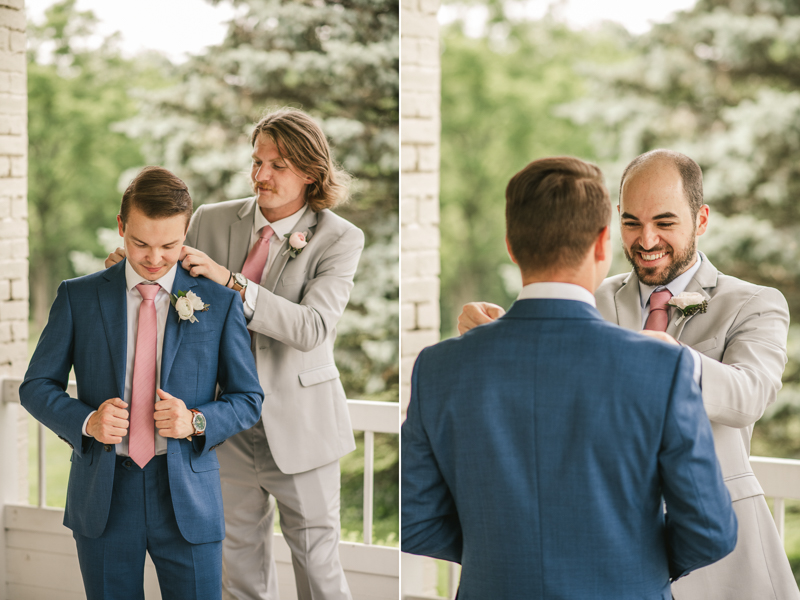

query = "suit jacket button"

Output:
[[104, 444, 112, 452]]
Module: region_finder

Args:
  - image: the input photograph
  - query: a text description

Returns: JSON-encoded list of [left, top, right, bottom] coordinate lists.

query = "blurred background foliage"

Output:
[[26, 0, 397, 545], [439, 0, 800, 578]]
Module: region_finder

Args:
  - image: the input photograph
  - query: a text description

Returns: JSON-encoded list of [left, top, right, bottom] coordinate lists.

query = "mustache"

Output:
[[630, 244, 670, 254], [253, 182, 277, 193]]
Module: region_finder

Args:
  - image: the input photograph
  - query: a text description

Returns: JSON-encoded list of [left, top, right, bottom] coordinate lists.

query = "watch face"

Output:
[[193, 412, 207, 432], [234, 273, 247, 287]]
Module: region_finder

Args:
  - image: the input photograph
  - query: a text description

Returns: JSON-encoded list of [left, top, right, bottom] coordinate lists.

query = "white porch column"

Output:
[[400, 0, 442, 597], [0, 0, 28, 504], [400, 0, 441, 418]]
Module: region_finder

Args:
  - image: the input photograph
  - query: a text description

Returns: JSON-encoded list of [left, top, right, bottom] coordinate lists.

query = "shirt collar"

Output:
[[125, 259, 178, 295], [253, 203, 309, 242], [638, 252, 702, 310], [517, 282, 597, 307]]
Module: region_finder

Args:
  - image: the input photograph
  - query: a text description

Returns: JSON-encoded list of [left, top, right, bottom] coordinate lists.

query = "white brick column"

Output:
[[0, 0, 28, 504], [400, 0, 441, 597], [400, 0, 440, 417]]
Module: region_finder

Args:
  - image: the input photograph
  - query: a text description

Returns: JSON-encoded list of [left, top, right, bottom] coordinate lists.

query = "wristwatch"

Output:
[[231, 272, 248, 292], [189, 409, 206, 436]]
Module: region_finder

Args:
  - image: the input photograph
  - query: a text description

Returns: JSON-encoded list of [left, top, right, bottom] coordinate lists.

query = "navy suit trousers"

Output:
[[73, 455, 222, 600]]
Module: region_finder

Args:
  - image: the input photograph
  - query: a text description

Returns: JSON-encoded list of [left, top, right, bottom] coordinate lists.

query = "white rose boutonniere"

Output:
[[283, 231, 310, 258], [170, 290, 210, 324], [668, 292, 708, 325]]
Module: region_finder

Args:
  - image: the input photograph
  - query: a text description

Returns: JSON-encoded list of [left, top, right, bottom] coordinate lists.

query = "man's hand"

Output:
[[154, 389, 195, 439], [180, 246, 230, 287], [87, 398, 129, 444], [457, 302, 506, 335], [105, 247, 126, 269], [639, 330, 680, 346]]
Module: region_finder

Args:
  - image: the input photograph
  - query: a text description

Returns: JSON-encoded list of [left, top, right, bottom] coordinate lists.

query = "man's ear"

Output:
[[696, 204, 710, 237], [117, 215, 124, 237], [505, 236, 518, 265], [594, 226, 611, 262]]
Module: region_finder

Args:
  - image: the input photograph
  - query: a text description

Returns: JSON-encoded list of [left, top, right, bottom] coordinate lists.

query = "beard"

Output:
[[624, 235, 697, 286]]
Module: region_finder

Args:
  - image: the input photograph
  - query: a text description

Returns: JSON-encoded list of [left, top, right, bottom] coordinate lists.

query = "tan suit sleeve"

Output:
[[699, 286, 789, 429], [247, 225, 364, 351]]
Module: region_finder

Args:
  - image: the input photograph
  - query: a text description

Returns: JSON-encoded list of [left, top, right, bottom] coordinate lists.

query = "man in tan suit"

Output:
[[459, 149, 799, 599], [107, 108, 362, 600]]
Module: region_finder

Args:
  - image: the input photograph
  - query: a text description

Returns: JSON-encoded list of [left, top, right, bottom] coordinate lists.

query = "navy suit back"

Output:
[[402, 299, 735, 599]]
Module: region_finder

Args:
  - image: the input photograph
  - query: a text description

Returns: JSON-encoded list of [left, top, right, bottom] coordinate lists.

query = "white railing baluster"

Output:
[[37, 420, 46, 507], [448, 562, 459, 599], [363, 430, 375, 545]]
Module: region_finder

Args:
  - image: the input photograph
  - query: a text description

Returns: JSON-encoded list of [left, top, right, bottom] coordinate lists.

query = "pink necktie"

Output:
[[241, 225, 274, 285], [129, 283, 159, 468], [644, 289, 673, 332]]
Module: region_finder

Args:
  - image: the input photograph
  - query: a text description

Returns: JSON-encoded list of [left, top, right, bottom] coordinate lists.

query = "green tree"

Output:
[[27, 0, 172, 326], [554, 0, 800, 579], [119, 0, 399, 404], [439, 13, 630, 337], [116, 0, 399, 544]]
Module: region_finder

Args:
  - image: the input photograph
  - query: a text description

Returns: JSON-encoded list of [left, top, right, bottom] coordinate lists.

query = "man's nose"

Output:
[[641, 226, 660, 250], [255, 164, 270, 181]]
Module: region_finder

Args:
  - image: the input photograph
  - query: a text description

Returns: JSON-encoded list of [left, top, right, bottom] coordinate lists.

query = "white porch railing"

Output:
[[400, 456, 800, 600], [0, 376, 399, 600]]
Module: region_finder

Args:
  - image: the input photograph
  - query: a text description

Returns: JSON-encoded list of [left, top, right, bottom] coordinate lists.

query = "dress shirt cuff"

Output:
[[683, 345, 703, 388], [243, 279, 259, 321], [82, 411, 95, 437]]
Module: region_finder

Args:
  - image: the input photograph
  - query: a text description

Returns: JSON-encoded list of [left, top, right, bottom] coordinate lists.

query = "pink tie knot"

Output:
[[260, 225, 275, 241], [136, 283, 160, 301], [644, 289, 673, 332], [650, 289, 672, 311]]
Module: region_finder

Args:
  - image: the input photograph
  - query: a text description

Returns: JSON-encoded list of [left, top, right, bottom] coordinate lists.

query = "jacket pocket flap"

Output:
[[692, 336, 718, 354], [190, 451, 220, 473], [298, 364, 340, 387], [724, 472, 764, 502]]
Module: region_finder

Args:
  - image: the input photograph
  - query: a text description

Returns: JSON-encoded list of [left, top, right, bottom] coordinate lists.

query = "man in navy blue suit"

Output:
[[401, 156, 738, 599], [20, 166, 263, 600]]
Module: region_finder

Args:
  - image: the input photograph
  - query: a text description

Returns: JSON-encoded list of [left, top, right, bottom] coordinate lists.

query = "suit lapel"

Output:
[[263, 208, 318, 292], [614, 271, 643, 331], [667, 253, 717, 340], [229, 198, 257, 272], [160, 266, 198, 388], [98, 261, 128, 398]]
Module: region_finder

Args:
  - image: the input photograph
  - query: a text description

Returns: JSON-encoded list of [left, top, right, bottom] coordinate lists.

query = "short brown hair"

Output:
[[119, 166, 193, 227], [250, 108, 351, 211], [506, 157, 611, 273], [620, 149, 704, 219]]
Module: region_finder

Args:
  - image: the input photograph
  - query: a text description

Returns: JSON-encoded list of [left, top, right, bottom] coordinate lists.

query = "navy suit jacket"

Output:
[[20, 260, 263, 544], [401, 299, 737, 600]]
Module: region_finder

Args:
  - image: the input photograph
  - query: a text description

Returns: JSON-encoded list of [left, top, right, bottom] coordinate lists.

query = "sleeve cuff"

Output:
[[686, 346, 703, 388], [82, 411, 95, 437], [243, 279, 259, 321]]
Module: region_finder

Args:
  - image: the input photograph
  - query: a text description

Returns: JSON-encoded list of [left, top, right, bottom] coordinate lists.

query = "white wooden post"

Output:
[[363, 430, 374, 545], [0, 378, 20, 600]]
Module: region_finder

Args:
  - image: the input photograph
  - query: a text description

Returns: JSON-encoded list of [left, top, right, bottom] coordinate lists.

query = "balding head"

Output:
[[620, 149, 704, 220]]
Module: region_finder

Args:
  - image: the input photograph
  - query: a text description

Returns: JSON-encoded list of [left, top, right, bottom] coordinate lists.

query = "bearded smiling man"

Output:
[[459, 149, 800, 599]]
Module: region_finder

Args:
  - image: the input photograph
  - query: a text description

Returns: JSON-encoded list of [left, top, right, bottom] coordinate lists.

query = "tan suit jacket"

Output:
[[186, 197, 364, 474], [596, 253, 799, 599]]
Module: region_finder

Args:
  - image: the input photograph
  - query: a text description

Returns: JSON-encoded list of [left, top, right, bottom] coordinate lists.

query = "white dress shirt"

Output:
[[638, 253, 703, 384], [83, 260, 177, 456], [517, 281, 597, 306], [242, 203, 309, 320]]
